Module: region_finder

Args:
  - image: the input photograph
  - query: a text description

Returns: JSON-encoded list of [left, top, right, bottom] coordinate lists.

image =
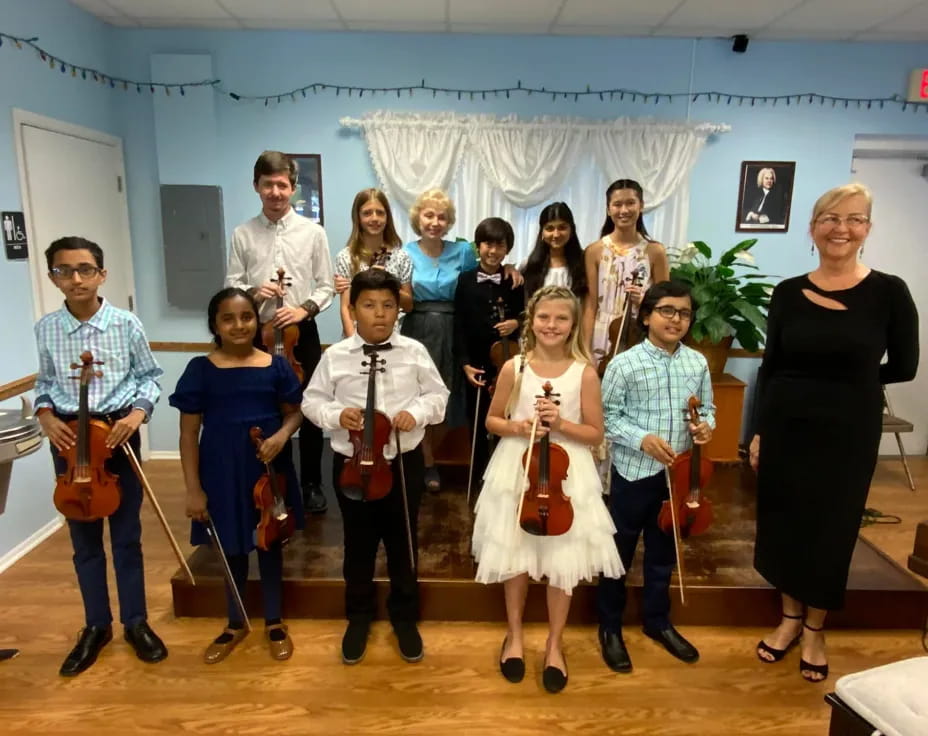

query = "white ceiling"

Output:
[[68, 0, 928, 41]]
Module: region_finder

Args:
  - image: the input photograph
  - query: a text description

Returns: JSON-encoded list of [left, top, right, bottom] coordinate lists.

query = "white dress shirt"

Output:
[[302, 333, 449, 459], [226, 207, 335, 323]]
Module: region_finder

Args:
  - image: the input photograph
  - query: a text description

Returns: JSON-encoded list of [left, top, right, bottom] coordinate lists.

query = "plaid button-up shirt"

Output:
[[602, 339, 716, 481], [34, 298, 163, 418]]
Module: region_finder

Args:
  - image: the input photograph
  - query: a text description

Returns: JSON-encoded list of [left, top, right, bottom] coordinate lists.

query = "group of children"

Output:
[[34, 151, 716, 694]]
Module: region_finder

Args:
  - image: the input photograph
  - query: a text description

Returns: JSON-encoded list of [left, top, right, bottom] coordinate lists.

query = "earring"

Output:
[[810, 243, 815, 255]]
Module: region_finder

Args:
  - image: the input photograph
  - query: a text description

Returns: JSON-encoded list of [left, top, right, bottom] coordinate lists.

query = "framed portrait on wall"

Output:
[[736, 161, 795, 233], [286, 153, 324, 225]]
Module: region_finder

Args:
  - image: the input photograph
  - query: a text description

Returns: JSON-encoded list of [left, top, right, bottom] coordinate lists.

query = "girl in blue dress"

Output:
[[170, 287, 304, 664]]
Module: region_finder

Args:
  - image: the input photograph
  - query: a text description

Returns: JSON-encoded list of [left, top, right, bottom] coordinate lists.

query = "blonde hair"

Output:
[[810, 182, 873, 225], [345, 188, 401, 275], [756, 167, 776, 188], [504, 285, 591, 417], [409, 188, 456, 236]]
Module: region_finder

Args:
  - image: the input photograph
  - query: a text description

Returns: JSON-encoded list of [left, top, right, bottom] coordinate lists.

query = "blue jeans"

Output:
[[597, 469, 676, 632]]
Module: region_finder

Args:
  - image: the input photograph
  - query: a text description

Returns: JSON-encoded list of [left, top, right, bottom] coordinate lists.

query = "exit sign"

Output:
[[908, 69, 928, 102]]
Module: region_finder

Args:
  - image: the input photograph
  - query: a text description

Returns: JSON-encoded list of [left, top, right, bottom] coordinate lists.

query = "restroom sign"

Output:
[[2, 212, 28, 260]]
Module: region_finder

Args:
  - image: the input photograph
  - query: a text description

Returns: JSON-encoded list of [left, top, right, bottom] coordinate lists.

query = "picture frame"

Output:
[[736, 161, 795, 233], [285, 153, 324, 225]]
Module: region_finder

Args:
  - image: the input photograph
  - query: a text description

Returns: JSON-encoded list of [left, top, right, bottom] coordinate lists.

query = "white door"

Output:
[[14, 111, 136, 318], [14, 110, 148, 457], [851, 153, 928, 456]]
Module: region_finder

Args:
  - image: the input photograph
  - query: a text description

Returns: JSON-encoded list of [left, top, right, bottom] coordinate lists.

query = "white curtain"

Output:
[[341, 112, 729, 262]]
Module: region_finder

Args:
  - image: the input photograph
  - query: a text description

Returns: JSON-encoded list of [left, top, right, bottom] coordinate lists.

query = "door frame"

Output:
[[12, 109, 150, 458]]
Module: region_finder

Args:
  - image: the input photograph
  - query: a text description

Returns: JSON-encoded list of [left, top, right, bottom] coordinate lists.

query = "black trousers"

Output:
[[597, 470, 676, 632], [294, 320, 323, 489], [332, 447, 424, 624]]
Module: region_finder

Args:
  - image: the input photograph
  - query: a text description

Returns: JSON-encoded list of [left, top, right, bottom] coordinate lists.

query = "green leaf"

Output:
[[691, 241, 712, 259], [732, 299, 767, 331]]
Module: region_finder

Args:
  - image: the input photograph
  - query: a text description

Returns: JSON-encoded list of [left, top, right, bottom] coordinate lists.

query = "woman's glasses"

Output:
[[815, 215, 870, 228]]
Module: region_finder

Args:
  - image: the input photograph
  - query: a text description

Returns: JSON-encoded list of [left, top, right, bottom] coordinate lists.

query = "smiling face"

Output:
[[350, 288, 399, 345], [212, 295, 258, 348], [607, 188, 643, 232], [255, 172, 294, 221], [48, 248, 106, 309], [811, 193, 872, 262], [541, 218, 571, 251], [643, 295, 693, 352], [418, 205, 449, 241], [358, 197, 386, 237], [477, 240, 508, 272], [531, 297, 575, 351], [761, 171, 775, 189]]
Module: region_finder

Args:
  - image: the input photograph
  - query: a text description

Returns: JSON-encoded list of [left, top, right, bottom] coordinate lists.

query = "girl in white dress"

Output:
[[519, 203, 588, 305], [472, 285, 623, 693]]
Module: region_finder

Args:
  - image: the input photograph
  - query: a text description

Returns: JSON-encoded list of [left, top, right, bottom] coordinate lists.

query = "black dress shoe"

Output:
[[393, 621, 423, 663], [60, 625, 113, 677], [499, 637, 525, 683], [643, 625, 699, 663], [124, 621, 167, 663], [598, 626, 632, 673], [303, 485, 328, 514], [342, 621, 369, 665]]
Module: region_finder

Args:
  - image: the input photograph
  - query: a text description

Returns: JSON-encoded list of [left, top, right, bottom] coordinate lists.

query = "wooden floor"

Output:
[[0, 457, 926, 735]]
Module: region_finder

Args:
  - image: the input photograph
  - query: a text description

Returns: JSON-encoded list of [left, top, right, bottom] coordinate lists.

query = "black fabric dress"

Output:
[[753, 271, 918, 610]]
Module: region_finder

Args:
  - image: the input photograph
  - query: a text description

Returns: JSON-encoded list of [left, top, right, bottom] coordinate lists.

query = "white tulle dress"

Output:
[[472, 360, 624, 593]]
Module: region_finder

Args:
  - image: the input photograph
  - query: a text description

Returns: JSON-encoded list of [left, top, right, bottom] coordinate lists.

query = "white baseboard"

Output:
[[148, 450, 180, 461], [0, 516, 63, 573]]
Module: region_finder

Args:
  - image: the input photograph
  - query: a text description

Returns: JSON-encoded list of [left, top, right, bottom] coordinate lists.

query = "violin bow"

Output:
[[203, 516, 252, 633], [122, 444, 195, 585], [466, 374, 483, 508], [394, 428, 416, 575], [664, 466, 687, 606], [513, 414, 539, 536]]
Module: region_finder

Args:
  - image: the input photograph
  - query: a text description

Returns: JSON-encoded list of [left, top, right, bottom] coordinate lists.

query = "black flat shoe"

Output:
[[303, 485, 328, 514], [124, 621, 167, 663], [643, 625, 699, 663], [499, 637, 525, 683], [342, 621, 369, 665], [598, 626, 632, 673], [60, 625, 113, 677], [542, 656, 568, 694], [393, 621, 423, 663]]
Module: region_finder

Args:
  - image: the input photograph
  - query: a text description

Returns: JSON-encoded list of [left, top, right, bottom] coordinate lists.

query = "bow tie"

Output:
[[362, 342, 392, 355], [477, 272, 502, 285]]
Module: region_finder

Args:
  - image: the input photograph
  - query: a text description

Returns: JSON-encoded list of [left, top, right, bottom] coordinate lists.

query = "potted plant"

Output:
[[669, 238, 773, 375]]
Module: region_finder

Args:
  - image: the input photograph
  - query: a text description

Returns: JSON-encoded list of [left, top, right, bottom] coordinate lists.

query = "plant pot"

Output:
[[685, 335, 734, 376]]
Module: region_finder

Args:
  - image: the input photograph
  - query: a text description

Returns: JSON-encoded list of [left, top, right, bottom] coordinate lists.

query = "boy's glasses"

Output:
[[50, 265, 101, 279], [653, 305, 693, 321]]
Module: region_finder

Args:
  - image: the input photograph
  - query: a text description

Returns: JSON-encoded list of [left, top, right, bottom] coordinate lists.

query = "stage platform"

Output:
[[172, 440, 928, 628]]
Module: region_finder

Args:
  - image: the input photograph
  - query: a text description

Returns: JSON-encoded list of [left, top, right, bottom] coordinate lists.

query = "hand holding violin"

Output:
[[186, 486, 209, 522], [463, 365, 486, 388], [535, 396, 562, 431], [690, 420, 712, 445], [38, 412, 76, 452], [625, 283, 645, 306], [255, 429, 288, 463], [106, 408, 146, 448], [392, 411, 416, 432], [273, 305, 308, 328], [641, 434, 676, 465], [494, 319, 518, 337], [339, 407, 364, 432], [254, 281, 284, 303], [512, 418, 548, 438]]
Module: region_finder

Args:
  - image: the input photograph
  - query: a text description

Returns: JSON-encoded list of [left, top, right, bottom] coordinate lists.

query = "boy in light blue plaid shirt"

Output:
[[34, 237, 165, 678], [597, 281, 715, 673]]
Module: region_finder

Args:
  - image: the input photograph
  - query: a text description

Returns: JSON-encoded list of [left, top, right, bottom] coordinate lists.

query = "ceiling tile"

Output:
[[661, 0, 806, 28], [871, 2, 928, 32], [343, 20, 448, 31], [450, 0, 562, 25], [550, 24, 652, 36], [557, 0, 681, 26], [854, 30, 928, 41], [239, 19, 348, 30], [220, 0, 341, 21], [132, 16, 242, 28], [655, 26, 750, 37], [105, 0, 230, 20], [753, 28, 857, 41], [334, 0, 446, 23], [69, 0, 121, 13], [450, 22, 554, 34], [99, 15, 138, 26], [767, 0, 923, 32]]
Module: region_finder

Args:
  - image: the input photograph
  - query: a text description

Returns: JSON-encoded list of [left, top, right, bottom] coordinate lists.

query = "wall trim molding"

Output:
[[149, 450, 181, 461], [0, 516, 62, 574]]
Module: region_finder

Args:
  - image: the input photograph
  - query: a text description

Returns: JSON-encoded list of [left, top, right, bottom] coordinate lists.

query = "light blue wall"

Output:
[[1, 6, 926, 559], [0, 0, 120, 559]]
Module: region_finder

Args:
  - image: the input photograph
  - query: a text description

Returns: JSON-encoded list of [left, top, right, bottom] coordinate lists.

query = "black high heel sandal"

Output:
[[799, 622, 829, 682], [756, 612, 802, 663]]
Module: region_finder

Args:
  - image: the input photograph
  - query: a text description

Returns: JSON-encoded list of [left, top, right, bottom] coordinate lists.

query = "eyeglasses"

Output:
[[50, 264, 101, 279], [653, 305, 693, 321], [815, 215, 870, 228]]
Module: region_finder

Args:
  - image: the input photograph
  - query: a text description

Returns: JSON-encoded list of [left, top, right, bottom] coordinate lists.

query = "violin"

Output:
[[261, 267, 304, 383], [249, 427, 295, 550], [340, 347, 393, 501], [370, 245, 391, 269], [657, 396, 714, 539], [518, 381, 573, 537], [597, 267, 645, 378], [488, 297, 517, 390], [53, 351, 121, 521]]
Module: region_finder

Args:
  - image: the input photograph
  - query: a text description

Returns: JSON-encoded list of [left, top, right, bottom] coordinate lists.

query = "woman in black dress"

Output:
[[750, 183, 918, 682]]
